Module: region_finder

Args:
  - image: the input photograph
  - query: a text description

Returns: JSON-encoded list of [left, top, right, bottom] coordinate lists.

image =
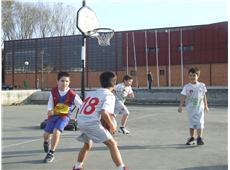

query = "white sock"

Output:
[[117, 164, 125, 170], [74, 162, 83, 168]]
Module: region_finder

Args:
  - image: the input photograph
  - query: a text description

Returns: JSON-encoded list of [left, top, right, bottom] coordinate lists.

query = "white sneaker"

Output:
[[118, 127, 130, 134]]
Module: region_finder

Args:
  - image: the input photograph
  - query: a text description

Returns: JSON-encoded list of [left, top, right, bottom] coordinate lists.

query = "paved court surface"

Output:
[[2, 105, 227, 170]]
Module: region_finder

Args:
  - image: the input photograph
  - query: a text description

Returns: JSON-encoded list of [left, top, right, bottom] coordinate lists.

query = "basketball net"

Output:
[[89, 28, 114, 46]]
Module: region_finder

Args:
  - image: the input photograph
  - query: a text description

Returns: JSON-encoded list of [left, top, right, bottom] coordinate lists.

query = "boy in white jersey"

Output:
[[43, 72, 82, 163], [73, 71, 128, 170], [178, 67, 209, 145], [114, 75, 134, 134]]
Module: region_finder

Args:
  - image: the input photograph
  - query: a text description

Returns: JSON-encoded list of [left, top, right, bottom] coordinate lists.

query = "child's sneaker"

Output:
[[197, 137, 204, 145], [118, 127, 130, 134], [73, 166, 83, 170], [43, 141, 49, 153], [186, 137, 196, 145], [123, 166, 129, 170], [118, 166, 129, 170], [43, 151, 55, 163]]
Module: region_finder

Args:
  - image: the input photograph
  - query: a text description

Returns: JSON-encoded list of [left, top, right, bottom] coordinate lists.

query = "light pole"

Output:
[[40, 50, 44, 90], [24, 61, 29, 89]]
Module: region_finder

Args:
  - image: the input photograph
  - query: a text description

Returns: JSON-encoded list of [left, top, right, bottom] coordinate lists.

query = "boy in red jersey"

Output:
[[43, 72, 82, 163]]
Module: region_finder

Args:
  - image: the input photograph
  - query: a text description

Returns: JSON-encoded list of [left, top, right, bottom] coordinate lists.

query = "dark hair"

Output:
[[188, 67, 200, 76], [123, 75, 133, 81], [57, 72, 70, 81], [100, 71, 116, 88]]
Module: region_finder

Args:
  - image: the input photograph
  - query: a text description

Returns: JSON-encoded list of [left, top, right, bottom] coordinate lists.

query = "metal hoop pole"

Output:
[[80, 0, 86, 100]]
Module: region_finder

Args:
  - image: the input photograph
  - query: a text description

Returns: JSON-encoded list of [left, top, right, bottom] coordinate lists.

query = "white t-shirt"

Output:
[[181, 82, 207, 126], [77, 88, 115, 123], [47, 88, 83, 114], [114, 83, 133, 102]]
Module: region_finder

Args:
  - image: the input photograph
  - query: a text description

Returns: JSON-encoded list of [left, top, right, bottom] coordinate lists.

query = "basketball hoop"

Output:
[[88, 28, 114, 46]]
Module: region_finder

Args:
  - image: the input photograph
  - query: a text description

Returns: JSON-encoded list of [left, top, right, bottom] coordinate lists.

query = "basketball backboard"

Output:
[[76, 6, 99, 36]]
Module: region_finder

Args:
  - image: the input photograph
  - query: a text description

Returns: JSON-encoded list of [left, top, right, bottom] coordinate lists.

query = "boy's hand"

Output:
[[178, 106, 183, 113], [109, 124, 117, 134], [47, 110, 53, 116]]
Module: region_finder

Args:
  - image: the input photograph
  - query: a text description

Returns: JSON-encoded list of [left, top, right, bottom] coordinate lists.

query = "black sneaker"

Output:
[[197, 137, 204, 145], [186, 137, 196, 145], [118, 127, 130, 134], [43, 152, 55, 163], [43, 142, 49, 153]]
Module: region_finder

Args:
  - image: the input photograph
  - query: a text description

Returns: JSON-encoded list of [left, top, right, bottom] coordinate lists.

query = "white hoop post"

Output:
[[167, 29, 171, 87], [144, 31, 149, 88], [132, 32, 138, 88], [126, 33, 129, 74], [180, 28, 184, 87], [155, 30, 160, 87]]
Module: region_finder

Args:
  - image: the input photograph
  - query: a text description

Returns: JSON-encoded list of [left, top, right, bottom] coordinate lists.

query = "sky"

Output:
[[23, 0, 228, 32]]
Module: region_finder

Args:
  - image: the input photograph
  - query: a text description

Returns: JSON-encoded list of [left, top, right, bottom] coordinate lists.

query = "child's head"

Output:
[[100, 71, 117, 88], [123, 75, 133, 86], [57, 72, 70, 91], [188, 67, 200, 84]]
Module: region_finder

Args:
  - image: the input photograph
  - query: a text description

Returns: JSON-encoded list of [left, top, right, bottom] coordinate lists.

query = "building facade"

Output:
[[3, 21, 228, 89]]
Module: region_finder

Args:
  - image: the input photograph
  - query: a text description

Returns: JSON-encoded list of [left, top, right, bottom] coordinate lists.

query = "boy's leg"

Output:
[[189, 128, 195, 137], [197, 128, 203, 137], [104, 139, 124, 167], [186, 128, 196, 145], [74, 142, 92, 169], [121, 114, 129, 127], [50, 128, 61, 152], [118, 103, 130, 134], [43, 132, 51, 153], [196, 128, 204, 145]]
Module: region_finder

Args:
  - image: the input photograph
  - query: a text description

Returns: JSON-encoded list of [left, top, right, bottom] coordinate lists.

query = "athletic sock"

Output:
[[75, 161, 83, 168], [117, 163, 125, 170]]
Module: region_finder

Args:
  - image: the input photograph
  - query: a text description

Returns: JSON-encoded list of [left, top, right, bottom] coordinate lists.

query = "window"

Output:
[[147, 47, 160, 54], [178, 45, 194, 52], [160, 69, 164, 75]]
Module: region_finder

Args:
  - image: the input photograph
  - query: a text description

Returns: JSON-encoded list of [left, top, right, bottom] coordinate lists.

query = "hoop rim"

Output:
[[88, 28, 114, 36]]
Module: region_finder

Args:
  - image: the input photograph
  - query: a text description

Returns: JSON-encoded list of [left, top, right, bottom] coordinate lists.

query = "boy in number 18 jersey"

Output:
[[73, 71, 128, 170]]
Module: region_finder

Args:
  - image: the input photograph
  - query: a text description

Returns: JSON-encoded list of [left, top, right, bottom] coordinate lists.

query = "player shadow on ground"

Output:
[[1, 144, 200, 166], [178, 165, 228, 170], [2, 143, 196, 158], [2, 159, 43, 165]]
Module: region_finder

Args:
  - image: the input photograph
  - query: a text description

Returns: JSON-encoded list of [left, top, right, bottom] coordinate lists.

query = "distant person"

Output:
[[73, 71, 128, 170], [114, 75, 134, 134], [43, 72, 82, 163], [178, 67, 209, 145], [147, 71, 153, 90]]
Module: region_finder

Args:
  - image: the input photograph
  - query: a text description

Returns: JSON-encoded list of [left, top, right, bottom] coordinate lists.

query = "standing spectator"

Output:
[[147, 71, 153, 90]]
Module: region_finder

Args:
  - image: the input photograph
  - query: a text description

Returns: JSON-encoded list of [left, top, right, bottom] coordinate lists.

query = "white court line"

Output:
[[2, 131, 75, 149], [2, 138, 41, 149], [127, 114, 155, 121]]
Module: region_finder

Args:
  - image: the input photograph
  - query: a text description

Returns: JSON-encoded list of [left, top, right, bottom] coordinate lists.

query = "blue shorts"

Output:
[[44, 115, 70, 133]]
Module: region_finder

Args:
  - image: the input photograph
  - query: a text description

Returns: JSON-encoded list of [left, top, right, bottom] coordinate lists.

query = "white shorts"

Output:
[[114, 100, 130, 115], [188, 113, 204, 129], [77, 121, 113, 143]]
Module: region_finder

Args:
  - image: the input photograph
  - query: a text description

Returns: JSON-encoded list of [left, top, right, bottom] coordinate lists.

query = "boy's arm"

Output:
[[47, 93, 54, 116], [128, 92, 134, 98], [101, 109, 117, 133], [203, 94, 209, 112], [128, 87, 135, 98], [178, 94, 186, 113]]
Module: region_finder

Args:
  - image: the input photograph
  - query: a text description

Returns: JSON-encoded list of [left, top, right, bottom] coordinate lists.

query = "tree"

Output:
[[1, 1, 78, 41]]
